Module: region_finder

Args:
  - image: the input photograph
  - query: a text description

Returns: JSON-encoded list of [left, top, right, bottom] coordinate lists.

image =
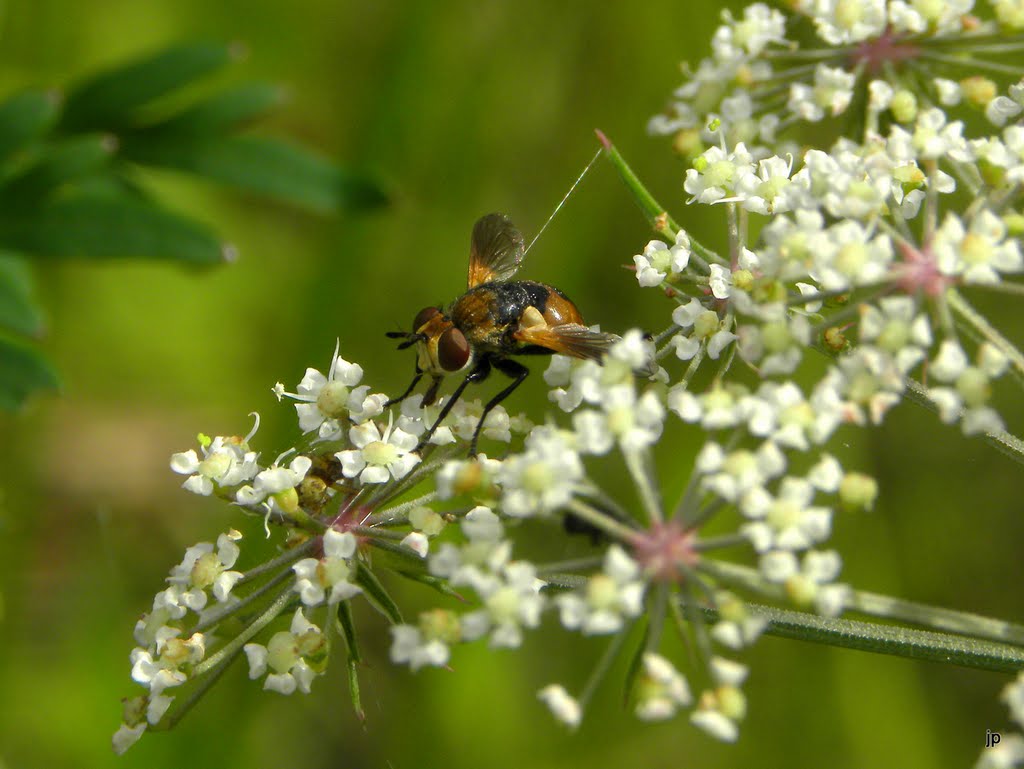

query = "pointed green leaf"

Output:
[[335, 600, 362, 663], [0, 90, 62, 163], [395, 570, 467, 602], [0, 333, 59, 410], [0, 135, 117, 206], [0, 253, 44, 336], [61, 42, 239, 131], [137, 83, 286, 139], [353, 562, 403, 625], [0, 196, 229, 264], [124, 135, 389, 213], [346, 658, 365, 723], [622, 620, 649, 709]]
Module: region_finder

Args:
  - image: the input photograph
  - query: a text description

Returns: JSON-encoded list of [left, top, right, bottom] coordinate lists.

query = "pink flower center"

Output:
[[895, 240, 953, 297], [631, 522, 700, 583], [850, 29, 921, 75]]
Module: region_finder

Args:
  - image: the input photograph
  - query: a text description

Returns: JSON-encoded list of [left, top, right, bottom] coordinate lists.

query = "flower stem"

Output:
[[595, 129, 712, 273], [155, 585, 296, 731], [700, 559, 1024, 650]]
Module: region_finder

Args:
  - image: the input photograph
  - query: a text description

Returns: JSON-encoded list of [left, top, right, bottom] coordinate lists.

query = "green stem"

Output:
[[902, 378, 1024, 466], [595, 130, 712, 273], [194, 564, 296, 633], [919, 51, 1024, 76], [565, 499, 639, 542], [689, 602, 1024, 673], [947, 288, 1024, 387], [155, 585, 296, 731], [236, 538, 319, 586], [623, 448, 664, 524], [366, 491, 438, 525], [700, 559, 1024, 648], [578, 625, 632, 711]]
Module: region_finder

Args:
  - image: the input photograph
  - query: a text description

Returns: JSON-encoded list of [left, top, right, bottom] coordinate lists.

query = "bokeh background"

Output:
[[1, 1, 1023, 767]]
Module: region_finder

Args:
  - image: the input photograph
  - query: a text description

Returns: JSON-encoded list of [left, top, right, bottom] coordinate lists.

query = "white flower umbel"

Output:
[[130, 631, 206, 697], [235, 454, 313, 516], [243, 609, 326, 695], [390, 609, 460, 671], [274, 340, 383, 440], [292, 529, 361, 606], [336, 417, 421, 485], [931, 210, 1024, 286], [635, 653, 692, 721], [573, 384, 665, 455], [926, 340, 1009, 435], [538, 684, 583, 729], [556, 546, 646, 635], [690, 657, 748, 743], [459, 560, 546, 649], [633, 230, 692, 287], [497, 427, 584, 517], [740, 476, 833, 553], [164, 530, 244, 612], [170, 429, 259, 497], [760, 549, 851, 617]]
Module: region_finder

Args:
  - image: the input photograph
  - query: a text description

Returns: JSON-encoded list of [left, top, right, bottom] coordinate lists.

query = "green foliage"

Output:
[[0, 41, 388, 410]]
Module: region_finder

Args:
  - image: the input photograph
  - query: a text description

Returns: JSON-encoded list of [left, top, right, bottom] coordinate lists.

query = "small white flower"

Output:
[[741, 477, 832, 552], [538, 685, 582, 729], [459, 561, 546, 649], [810, 0, 886, 45], [336, 418, 421, 485], [760, 549, 850, 616], [635, 653, 692, 721], [932, 210, 1023, 285], [292, 529, 361, 606], [498, 427, 584, 517], [170, 426, 259, 497], [243, 609, 325, 695], [632, 230, 692, 287], [697, 440, 787, 503], [556, 546, 646, 635], [235, 455, 313, 514], [165, 530, 244, 612], [390, 611, 457, 671], [130, 631, 205, 696], [275, 341, 374, 440], [787, 64, 855, 122], [685, 143, 753, 205], [690, 656, 748, 742]]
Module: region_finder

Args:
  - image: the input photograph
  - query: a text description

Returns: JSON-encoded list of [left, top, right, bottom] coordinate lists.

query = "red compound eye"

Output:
[[413, 306, 441, 332], [438, 327, 470, 372]]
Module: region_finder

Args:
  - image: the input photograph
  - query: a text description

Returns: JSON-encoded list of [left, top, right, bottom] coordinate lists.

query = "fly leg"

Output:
[[384, 365, 424, 409], [415, 357, 492, 452], [469, 357, 529, 457]]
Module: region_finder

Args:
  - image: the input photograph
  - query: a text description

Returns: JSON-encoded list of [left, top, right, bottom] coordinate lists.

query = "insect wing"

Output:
[[467, 213, 526, 288], [515, 323, 619, 362]]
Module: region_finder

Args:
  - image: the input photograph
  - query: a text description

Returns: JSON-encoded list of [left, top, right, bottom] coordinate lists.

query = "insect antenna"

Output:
[[523, 147, 602, 257]]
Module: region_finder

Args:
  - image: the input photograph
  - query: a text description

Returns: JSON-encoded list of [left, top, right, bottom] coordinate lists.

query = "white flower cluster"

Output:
[[121, 3, 1024, 757]]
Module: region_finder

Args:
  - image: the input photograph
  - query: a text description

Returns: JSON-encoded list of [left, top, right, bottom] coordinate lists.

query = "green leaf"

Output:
[[124, 135, 389, 213], [346, 658, 365, 723], [0, 333, 59, 410], [353, 562, 403, 625], [0, 253, 45, 336], [0, 195, 229, 264], [0, 135, 117, 206], [0, 90, 62, 164], [61, 42, 240, 131], [335, 600, 362, 663], [395, 570, 467, 602], [137, 83, 286, 139]]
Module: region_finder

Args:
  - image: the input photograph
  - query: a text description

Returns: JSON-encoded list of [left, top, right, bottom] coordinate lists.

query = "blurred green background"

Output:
[[1, 1, 1022, 767]]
